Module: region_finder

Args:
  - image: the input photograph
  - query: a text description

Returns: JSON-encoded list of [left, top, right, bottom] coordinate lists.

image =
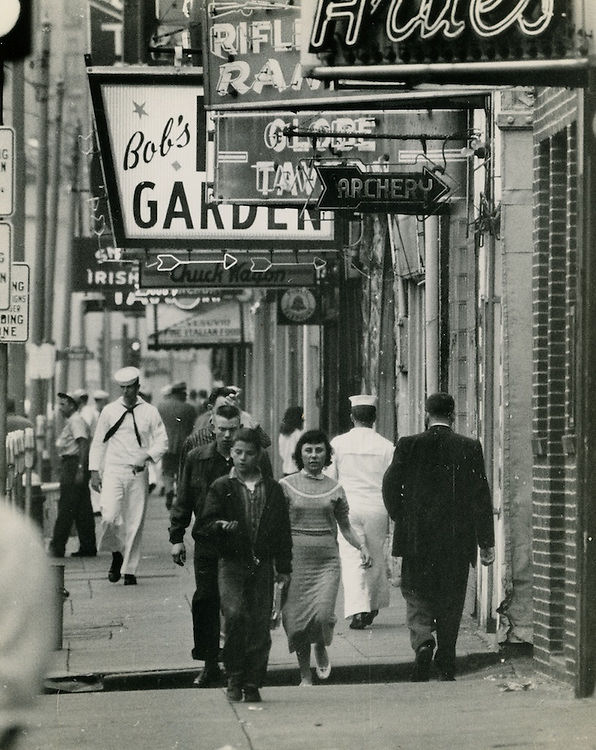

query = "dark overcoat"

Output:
[[382, 425, 494, 592]]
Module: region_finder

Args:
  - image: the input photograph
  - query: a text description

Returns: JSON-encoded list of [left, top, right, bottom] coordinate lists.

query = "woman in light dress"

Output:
[[279, 429, 372, 685]]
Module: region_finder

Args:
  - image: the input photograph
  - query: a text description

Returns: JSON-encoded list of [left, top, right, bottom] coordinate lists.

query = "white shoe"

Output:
[[299, 679, 313, 687], [314, 645, 331, 680]]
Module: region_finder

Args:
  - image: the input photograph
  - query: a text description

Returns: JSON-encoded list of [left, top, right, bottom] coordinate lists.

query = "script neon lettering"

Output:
[[309, 0, 555, 49]]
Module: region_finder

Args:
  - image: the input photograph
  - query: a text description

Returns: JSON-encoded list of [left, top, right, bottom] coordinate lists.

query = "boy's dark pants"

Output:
[[191, 554, 220, 664], [218, 558, 273, 688]]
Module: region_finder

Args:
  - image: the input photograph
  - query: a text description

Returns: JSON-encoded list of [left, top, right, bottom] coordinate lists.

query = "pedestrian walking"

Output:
[[0, 504, 55, 750], [278, 405, 304, 476], [170, 403, 243, 687], [181, 386, 273, 475], [49, 391, 97, 558], [382, 392, 495, 681], [157, 381, 196, 510], [200, 428, 292, 703], [279, 429, 372, 686], [72, 389, 98, 435], [89, 367, 168, 586], [89, 390, 110, 515], [328, 394, 394, 629]]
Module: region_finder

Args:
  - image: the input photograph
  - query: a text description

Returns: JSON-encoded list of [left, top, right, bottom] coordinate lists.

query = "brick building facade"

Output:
[[532, 88, 579, 682]]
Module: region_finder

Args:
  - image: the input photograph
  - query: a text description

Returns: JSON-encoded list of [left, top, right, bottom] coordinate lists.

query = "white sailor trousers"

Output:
[[98, 464, 148, 575]]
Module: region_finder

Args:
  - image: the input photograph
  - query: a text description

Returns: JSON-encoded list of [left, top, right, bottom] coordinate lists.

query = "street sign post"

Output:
[[315, 164, 450, 213], [0, 263, 30, 343], [0, 223, 11, 310], [0, 127, 15, 217]]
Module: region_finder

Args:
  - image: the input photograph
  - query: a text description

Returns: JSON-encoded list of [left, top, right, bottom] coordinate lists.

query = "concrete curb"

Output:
[[44, 651, 501, 694]]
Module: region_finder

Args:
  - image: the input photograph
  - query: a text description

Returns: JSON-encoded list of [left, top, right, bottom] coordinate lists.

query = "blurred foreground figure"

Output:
[[0, 504, 54, 749]]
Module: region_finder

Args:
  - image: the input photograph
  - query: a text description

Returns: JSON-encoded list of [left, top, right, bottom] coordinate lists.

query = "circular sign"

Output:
[[279, 288, 317, 323]]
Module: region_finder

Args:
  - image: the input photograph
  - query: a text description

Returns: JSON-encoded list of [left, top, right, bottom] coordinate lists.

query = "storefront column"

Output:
[[576, 65, 596, 699]]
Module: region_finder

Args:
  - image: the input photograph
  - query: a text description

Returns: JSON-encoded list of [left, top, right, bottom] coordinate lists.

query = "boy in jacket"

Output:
[[200, 428, 292, 703]]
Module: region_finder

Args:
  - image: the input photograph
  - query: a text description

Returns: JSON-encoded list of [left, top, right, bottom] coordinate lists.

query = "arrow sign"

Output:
[[154, 252, 238, 272], [250, 256, 327, 273], [315, 164, 450, 214]]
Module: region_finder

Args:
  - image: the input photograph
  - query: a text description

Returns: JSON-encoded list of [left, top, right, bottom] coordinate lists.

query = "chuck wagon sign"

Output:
[[87, 69, 336, 249]]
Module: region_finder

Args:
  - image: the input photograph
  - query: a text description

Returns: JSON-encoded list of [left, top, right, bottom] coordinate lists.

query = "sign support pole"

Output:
[[29, 22, 51, 424], [8, 59, 26, 415], [57, 124, 81, 394], [0, 62, 6, 503]]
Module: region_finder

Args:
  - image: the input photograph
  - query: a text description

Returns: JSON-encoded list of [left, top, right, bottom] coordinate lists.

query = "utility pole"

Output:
[[8, 58, 26, 414], [29, 22, 51, 422], [44, 77, 64, 343], [0, 63, 7, 502], [57, 123, 81, 394]]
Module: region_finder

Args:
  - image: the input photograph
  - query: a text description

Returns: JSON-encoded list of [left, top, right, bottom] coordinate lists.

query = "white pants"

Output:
[[339, 509, 390, 618], [98, 465, 148, 576]]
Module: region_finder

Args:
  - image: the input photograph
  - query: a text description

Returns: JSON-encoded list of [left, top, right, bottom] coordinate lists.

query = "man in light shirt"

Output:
[[89, 367, 168, 586], [328, 395, 394, 629], [49, 391, 96, 559]]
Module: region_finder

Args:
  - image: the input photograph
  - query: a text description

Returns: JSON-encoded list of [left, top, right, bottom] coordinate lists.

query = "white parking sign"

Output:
[[0, 263, 29, 342], [0, 127, 15, 216]]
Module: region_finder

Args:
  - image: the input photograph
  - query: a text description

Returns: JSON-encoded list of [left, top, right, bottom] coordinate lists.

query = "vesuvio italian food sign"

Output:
[[302, 0, 573, 70], [87, 70, 336, 249], [213, 109, 467, 206]]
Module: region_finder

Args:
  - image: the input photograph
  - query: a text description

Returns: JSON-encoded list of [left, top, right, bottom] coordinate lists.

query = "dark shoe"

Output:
[[243, 685, 262, 703], [439, 671, 456, 681], [362, 610, 379, 626], [349, 613, 367, 630], [71, 549, 97, 557], [226, 684, 243, 702], [108, 552, 123, 582], [411, 641, 434, 682], [193, 665, 223, 688], [123, 574, 137, 585]]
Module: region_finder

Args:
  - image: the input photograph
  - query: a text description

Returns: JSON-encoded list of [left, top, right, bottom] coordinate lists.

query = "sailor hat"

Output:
[[114, 366, 141, 386], [349, 394, 377, 408], [93, 389, 109, 400], [57, 391, 80, 405]]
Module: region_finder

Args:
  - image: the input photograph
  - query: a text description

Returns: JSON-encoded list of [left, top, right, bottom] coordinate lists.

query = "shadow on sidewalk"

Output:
[[44, 651, 500, 694]]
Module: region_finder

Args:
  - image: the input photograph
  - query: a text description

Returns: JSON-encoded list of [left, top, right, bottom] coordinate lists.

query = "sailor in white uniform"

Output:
[[328, 395, 394, 629], [89, 367, 168, 585]]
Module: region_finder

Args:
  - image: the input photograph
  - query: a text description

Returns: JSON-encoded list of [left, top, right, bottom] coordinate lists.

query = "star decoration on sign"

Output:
[[133, 101, 148, 119]]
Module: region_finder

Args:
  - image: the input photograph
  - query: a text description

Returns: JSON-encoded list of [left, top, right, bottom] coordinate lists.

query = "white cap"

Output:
[[349, 394, 377, 408], [93, 389, 109, 400], [72, 388, 87, 400], [114, 366, 140, 386]]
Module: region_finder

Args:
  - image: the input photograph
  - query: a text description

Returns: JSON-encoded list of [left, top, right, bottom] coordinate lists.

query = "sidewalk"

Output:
[[46, 493, 499, 690], [27, 496, 596, 750]]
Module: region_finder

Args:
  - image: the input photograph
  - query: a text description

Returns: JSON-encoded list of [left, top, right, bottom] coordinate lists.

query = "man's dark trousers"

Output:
[[50, 456, 96, 556], [401, 553, 470, 675], [218, 559, 273, 689], [191, 554, 220, 663]]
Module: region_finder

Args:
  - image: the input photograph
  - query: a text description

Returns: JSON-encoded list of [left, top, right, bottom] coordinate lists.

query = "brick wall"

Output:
[[532, 88, 578, 682]]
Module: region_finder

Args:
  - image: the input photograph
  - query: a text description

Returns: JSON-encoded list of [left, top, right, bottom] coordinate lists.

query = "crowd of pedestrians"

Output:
[[33, 372, 495, 705]]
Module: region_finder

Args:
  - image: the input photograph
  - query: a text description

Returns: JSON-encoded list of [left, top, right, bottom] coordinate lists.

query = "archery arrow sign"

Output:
[[315, 164, 450, 214]]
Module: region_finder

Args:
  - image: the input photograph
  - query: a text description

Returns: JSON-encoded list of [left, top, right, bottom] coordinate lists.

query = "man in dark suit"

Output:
[[382, 392, 495, 682]]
